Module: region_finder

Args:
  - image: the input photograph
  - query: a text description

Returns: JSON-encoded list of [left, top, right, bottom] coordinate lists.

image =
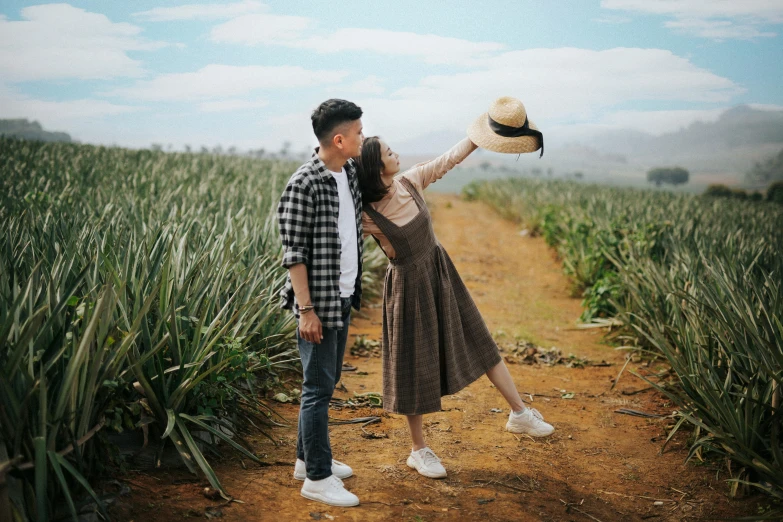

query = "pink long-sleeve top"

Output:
[[362, 137, 477, 259]]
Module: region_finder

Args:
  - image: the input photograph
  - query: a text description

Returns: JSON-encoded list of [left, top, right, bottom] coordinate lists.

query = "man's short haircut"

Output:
[[311, 99, 363, 144]]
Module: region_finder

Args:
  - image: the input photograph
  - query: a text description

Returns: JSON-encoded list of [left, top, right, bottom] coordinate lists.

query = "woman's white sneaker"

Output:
[[294, 459, 353, 481], [406, 447, 447, 478], [506, 408, 554, 436], [300, 475, 359, 507]]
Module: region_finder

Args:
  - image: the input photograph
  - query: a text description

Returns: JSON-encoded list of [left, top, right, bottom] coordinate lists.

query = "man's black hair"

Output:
[[311, 99, 363, 144]]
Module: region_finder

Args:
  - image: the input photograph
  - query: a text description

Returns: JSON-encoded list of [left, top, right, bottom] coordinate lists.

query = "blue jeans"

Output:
[[295, 296, 352, 480]]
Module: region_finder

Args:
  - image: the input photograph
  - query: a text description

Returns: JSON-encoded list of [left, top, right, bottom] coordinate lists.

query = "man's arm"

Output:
[[289, 263, 322, 343], [277, 177, 323, 343]]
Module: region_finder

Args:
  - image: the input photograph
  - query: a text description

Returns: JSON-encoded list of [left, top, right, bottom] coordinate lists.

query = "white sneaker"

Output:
[[406, 447, 447, 479], [293, 458, 353, 481], [506, 408, 555, 436], [300, 475, 360, 507]]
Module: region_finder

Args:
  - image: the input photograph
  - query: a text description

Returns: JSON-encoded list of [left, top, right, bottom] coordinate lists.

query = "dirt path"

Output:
[[111, 194, 759, 521]]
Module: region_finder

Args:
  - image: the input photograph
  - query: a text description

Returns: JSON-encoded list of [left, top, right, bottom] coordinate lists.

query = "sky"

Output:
[[1, 0, 782, 153]]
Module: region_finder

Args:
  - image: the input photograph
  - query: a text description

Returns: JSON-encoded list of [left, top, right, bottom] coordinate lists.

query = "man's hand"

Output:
[[288, 264, 321, 342], [299, 311, 323, 344]]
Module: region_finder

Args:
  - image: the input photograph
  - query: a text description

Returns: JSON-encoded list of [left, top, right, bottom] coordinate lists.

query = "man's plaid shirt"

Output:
[[277, 150, 363, 329]]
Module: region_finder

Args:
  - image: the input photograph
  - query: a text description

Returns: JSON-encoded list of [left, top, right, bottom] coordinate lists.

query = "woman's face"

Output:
[[378, 139, 400, 179]]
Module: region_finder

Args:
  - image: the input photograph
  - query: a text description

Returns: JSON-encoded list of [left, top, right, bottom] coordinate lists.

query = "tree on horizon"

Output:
[[647, 167, 689, 187]]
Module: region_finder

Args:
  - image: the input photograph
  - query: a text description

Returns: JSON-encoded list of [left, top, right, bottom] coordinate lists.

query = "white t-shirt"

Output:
[[330, 168, 358, 298]]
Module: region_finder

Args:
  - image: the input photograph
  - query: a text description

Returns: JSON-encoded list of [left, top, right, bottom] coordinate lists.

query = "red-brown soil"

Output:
[[109, 194, 763, 521]]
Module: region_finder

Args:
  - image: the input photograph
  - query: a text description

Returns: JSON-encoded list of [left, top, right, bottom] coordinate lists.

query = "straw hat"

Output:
[[468, 96, 543, 156]]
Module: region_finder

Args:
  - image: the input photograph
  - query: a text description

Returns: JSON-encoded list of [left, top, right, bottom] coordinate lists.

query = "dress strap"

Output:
[[399, 177, 424, 209], [363, 202, 403, 245]]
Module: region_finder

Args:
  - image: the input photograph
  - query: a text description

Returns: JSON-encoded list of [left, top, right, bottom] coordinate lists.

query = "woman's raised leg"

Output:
[[486, 360, 555, 436], [486, 360, 525, 412]]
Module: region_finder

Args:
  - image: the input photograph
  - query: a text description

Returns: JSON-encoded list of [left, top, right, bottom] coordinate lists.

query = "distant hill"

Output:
[[585, 105, 783, 158], [579, 105, 783, 178], [746, 147, 783, 186], [530, 105, 783, 188], [0, 119, 71, 143]]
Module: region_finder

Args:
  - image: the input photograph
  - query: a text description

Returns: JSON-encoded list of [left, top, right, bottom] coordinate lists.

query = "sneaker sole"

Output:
[[505, 422, 554, 437], [294, 471, 352, 481], [300, 490, 359, 507], [406, 457, 447, 479]]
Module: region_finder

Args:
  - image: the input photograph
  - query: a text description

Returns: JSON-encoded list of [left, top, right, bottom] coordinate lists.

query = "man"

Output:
[[277, 99, 364, 507]]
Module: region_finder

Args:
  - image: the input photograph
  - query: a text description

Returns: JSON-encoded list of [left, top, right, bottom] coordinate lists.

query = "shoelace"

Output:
[[326, 475, 344, 492], [528, 408, 545, 422], [420, 448, 441, 466]]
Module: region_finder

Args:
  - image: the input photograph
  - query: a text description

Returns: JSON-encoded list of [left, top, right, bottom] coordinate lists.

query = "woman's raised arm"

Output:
[[405, 137, 478, 191]]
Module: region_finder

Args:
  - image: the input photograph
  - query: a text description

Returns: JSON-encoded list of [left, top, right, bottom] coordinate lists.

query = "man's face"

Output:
[[335, 119, 364, 158]]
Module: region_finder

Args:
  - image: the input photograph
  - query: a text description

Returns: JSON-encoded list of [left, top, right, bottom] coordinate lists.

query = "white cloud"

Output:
[[348, 47, 743, 145], [104, 64, 349, 101], [599, 108, 727, 135], [0, 85, 142, 132], [134, 1, 267, 21], [345, 76, 386, 95], [602, 0, 783, 39], [210, 15, 505, 65], [602, 0, 783, 21], [664, 18, 776, 39], [1, 3, 754, 154], [324, 29, 505, 65], [263, 111, 316, 147], [210, 13, 313, 44], [198, 98, 268, 112], [0, 4, 166, 82], [748, 103, 783, 112]]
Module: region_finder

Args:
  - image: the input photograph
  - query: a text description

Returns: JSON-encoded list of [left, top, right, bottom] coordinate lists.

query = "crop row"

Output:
[[465, 178, 783, 500]]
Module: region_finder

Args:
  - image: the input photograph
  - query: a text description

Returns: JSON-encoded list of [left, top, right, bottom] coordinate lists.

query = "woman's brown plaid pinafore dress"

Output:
[[363, 177, 502, 415]]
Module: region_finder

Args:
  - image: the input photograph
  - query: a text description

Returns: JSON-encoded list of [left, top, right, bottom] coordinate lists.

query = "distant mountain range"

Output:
[[577, 106, 783, 181], [583, 105, 783, 158], [0, 119, 72, 143]]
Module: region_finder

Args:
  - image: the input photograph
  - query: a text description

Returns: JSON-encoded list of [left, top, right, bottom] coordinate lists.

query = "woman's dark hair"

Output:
[[356, 136, 389, 204], [311, 99, 363, 143]]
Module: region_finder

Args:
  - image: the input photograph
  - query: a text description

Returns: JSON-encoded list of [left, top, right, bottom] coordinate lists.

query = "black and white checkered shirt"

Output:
[[277, 150, 363, 328]]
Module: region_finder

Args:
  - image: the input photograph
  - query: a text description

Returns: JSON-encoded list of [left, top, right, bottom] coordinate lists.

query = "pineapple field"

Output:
[[465, 178, 783, 500], [1, 137, 781, 520]]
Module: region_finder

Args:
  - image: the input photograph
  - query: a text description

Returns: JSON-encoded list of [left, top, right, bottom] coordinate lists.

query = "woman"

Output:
[[356, 97, 553, 479]]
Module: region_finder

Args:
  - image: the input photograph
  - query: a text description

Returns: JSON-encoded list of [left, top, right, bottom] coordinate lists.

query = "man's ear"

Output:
[[332, 132, 344, 150]]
